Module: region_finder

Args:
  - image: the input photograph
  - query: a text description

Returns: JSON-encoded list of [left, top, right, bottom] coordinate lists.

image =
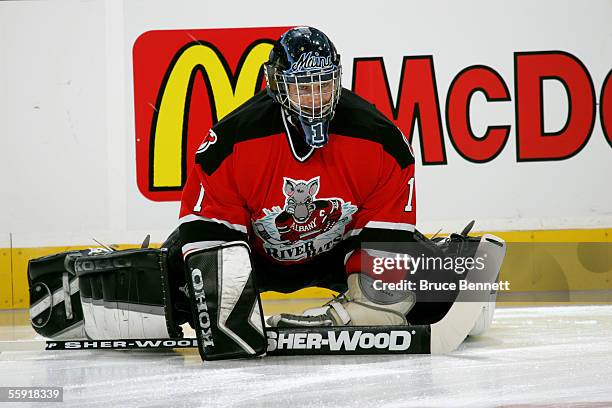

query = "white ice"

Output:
[[1, 305, 611, 408]]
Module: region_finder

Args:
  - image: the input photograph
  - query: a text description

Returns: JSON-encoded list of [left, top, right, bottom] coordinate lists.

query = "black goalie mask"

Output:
[[265, 26, 342, 148]]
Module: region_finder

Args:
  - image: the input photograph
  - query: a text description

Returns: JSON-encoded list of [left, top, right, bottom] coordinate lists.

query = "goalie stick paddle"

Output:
[[43, 325, 432, 355], [266, 325, 431, 355]]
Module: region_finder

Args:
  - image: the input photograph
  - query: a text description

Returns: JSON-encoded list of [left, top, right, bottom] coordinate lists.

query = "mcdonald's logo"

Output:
[[133, 27, 290, 202], [134, 27, 607, 204]]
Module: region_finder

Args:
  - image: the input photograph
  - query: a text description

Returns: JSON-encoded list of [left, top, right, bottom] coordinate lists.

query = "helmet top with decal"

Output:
[[264, 26, 342, 148]]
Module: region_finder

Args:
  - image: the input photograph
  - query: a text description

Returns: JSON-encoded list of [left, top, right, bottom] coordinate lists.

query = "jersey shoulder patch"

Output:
[[196, 91, 284, 175]]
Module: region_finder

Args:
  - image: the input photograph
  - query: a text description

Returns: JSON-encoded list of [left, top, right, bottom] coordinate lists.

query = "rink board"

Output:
[[2, 228, 611, 310]]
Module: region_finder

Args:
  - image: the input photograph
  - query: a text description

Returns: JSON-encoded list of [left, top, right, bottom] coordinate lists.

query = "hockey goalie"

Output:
[[27, 26, 506, 360]]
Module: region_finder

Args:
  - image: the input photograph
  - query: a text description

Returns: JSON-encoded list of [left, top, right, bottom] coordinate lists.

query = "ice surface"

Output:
[[1, 305, 611, 407]]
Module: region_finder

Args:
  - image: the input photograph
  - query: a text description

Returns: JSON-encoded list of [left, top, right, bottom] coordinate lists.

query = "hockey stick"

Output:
[[41, 325, 432, 355]]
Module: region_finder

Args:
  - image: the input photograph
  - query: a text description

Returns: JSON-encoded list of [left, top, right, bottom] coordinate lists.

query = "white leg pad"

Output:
[[430, 234, 506, 353]]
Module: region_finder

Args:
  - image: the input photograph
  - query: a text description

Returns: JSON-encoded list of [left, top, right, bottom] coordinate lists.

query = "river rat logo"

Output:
[[253, 177, 357, 262]]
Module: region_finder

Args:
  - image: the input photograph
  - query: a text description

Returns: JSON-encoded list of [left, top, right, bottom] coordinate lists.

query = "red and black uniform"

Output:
[[178, 89, 416, 293]]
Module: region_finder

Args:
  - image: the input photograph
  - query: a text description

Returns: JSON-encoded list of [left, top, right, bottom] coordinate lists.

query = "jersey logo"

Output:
[[196, 129, 218, 153], [253, 177, 357, 262]]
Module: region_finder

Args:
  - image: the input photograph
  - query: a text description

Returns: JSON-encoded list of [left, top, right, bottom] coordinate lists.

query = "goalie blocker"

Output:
[[183, 242, 267, 360]]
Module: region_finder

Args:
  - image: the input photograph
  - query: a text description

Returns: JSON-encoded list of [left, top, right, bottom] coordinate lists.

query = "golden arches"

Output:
[[152, 41, 273, 188]]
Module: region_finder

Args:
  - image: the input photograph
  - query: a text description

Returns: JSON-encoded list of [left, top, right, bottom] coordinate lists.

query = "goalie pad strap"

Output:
[[28, 250, 89, 339], [185, 242, 266, 360], [329, 302, 351, 325]]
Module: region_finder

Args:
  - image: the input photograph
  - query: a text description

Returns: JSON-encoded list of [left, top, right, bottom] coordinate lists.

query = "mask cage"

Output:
[[266, 65, 342, 122]]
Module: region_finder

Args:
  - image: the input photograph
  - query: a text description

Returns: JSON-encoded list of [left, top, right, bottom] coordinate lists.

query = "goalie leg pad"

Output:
[[184, 242, 266, 360], [75, 248, 181, 339], [430, 234, 506, 353]]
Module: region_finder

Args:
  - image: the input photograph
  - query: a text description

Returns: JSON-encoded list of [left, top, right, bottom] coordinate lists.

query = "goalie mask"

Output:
[[265, 26, 342, 148]]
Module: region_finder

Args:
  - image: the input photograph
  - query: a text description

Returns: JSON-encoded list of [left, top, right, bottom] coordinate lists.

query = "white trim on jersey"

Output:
[[281, 109, 315, 162], [178, 214, 248, 234], [365, 221, 416, 232]]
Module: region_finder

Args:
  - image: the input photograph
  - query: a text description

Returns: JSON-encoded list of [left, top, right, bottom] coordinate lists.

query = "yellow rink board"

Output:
[[0, 247, 12, 309], [493, 229, 612, 293], [1, 228, 611, 309]]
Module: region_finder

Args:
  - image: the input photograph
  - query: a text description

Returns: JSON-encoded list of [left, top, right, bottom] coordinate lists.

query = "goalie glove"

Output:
[[267, 272, 416, 328]]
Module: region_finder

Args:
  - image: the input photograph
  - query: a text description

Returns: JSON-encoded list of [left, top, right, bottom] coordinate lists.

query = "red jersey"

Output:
[[178, 89, 416, 290]]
